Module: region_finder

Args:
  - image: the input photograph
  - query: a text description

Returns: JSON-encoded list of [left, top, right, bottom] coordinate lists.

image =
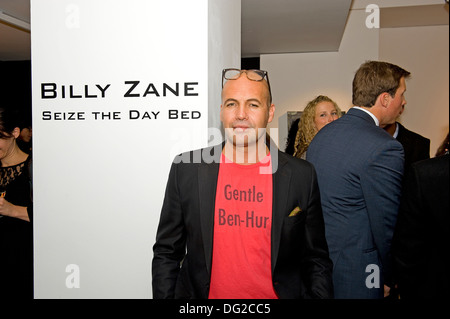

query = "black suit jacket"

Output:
[[396, 122, 430, 168], [152, 142, 333, 299], [392, 154, 450, 299]]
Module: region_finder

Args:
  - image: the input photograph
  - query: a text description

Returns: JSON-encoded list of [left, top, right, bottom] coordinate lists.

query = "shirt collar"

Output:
[[352, 106, 380, 126], [393, 122, 399, 138]]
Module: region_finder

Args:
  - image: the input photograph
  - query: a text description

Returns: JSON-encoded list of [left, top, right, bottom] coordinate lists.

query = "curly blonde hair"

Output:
[[293, 95, 341, 159]]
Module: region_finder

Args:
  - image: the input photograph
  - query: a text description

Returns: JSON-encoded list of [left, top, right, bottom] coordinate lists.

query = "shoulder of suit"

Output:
[[172, 144, 222, 165], [278, 150, 314, 170], [353, 124, 405, 153], [398, 122, 430, 143], [413, 153, 449, 170], [408, 154, 449, 187]]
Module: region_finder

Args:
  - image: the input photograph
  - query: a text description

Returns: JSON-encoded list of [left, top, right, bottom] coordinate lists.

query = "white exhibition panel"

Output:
[[31, 0, 240, 298]]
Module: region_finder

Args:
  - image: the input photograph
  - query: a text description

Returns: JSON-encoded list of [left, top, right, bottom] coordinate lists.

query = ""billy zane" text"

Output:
[[40, 81, 199, 99]]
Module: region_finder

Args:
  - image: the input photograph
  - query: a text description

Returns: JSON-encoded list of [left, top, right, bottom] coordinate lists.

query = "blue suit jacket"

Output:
[[307, 108, 404, 299]]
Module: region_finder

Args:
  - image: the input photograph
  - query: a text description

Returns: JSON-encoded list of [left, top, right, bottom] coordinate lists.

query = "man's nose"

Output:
[[236, 105, 248, 120]]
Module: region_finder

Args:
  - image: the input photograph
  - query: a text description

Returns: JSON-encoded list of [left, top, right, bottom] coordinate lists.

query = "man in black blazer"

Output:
[[382, 121, 430, 300], [392, 152, 449, 299], [384, 121, 430, 168], [152, 69, 333, 299]]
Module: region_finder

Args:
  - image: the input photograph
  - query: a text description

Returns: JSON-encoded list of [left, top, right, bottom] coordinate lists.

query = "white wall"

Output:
[[262, 8, 379, 149], [32, 0, 240, 299], [379, 25, 449, 156], [262, 2, 449, 156], [352, 0, 445, 9], [208, 0, 241, 134]]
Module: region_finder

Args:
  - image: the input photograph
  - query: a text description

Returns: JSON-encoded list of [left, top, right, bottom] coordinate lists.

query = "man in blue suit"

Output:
[[307, 61, 410, 298]]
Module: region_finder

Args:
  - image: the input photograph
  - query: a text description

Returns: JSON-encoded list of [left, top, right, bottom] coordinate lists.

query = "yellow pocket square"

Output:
[[289, 206, 302, 217]]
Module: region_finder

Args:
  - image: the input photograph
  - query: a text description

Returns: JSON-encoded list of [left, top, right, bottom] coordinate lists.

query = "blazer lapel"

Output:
[[198, 145, 221, 276], [271, 151, 290, 273]]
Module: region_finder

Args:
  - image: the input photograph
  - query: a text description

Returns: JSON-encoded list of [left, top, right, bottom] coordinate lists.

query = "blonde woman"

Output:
[[293, 95, 342, 159]]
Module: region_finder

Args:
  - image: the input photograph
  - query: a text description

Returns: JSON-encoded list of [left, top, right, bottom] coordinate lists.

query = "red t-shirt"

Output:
[[208, 153, 278, 299]]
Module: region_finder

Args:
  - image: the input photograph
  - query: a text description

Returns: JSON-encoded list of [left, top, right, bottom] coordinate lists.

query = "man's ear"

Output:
[[267, 103, 275, 123], [379, 92, 391, 108]]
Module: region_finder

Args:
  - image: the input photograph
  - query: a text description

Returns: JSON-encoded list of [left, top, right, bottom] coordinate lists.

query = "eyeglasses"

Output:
[[222, 68, 272, 103]]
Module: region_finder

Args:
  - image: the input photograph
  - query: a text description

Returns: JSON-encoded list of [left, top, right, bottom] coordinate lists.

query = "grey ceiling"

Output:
[[0, 0, 352, 61], [241, 0, 352, 57]]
